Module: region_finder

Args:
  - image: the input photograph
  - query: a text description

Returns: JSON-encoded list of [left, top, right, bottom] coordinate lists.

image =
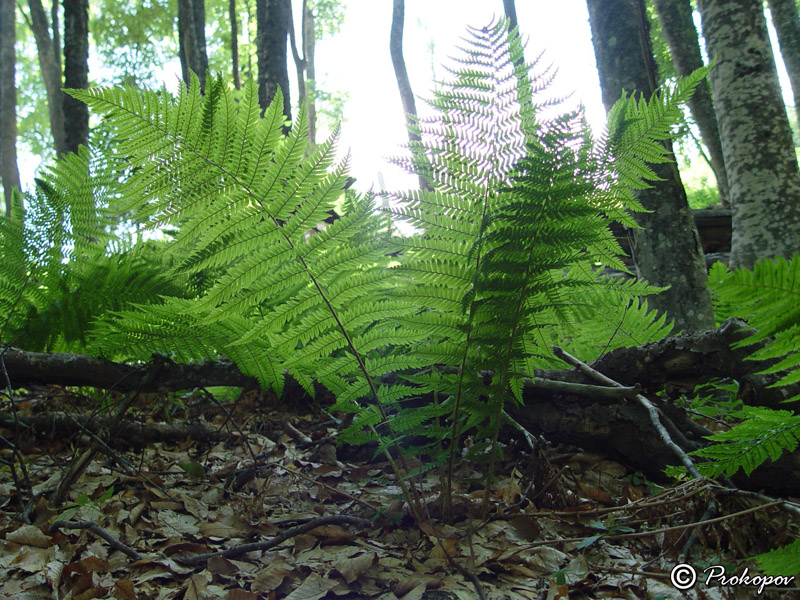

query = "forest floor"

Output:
[[0, 385, 796, 600]]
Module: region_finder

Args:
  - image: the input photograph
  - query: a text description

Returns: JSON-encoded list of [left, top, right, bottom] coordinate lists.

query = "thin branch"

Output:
[[49, 519, 143, 560], [553, 346, 703, 479], [174, 515, 373, 565]]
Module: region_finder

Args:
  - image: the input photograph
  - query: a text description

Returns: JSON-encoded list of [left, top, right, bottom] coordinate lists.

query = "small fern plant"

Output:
[[703, 255, 800, 575], [0, 147, 184, 353], [685, 256, 800, 479]]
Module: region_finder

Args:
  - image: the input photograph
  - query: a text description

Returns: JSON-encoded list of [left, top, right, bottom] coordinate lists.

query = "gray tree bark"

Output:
[[0, 0, 20, 216], [25, 0, 67, 156], [178, 0, 209, 92], [302, 1, 316, 145], [652, 0, 730, 207], [586, 0, 715, 332], [229, 0, 241, 90], [698, 0, 800, 269], [288, 0, 315, 144], [62, 0, 89, 154], [767, 0, 800, 127], [256, 0, 291, 125], [390, 0, 428, 190]]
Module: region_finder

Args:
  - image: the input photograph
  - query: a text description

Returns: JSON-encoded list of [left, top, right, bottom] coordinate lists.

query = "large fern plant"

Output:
[[1, 21, 708, 514]]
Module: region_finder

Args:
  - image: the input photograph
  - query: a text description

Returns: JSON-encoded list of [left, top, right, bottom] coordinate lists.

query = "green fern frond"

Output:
[[755, 538, 800, 576], [691, 406, 800, 477], [709, 256, 800, 389]]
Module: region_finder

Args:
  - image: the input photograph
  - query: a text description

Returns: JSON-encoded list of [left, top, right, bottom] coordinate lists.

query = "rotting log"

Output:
[[3, 317, 799, 494]]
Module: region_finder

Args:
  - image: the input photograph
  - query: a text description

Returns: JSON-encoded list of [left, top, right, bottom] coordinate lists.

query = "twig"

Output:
[[553, 346, 703, 479], [174, 515, 373, 565], [530, 377, 640, 399], [49, 519, 143, 561]]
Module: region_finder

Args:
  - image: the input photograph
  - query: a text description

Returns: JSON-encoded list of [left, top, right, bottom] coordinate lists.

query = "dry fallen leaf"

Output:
[[6, 524, 50, 548]]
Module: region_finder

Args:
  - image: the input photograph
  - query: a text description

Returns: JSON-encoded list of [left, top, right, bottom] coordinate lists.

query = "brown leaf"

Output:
[[509, 515, 541, 542], [251, 560, 294, 593], [283, 573, 339, 600], [225, 589, 260, 600], [6, 524, 50, 548], [114, 580, 137, 600], [331, 551, 377, 584], [310, 525, 354, 546], [208, 555, 238, 576]]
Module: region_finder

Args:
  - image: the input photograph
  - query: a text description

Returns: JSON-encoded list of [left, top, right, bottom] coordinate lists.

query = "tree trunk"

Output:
[[229, 0, 241, 90], [502, 0, 518, 32], [62, 0, 89, 154], [0, 0, 20, 216], [651, 0, 730, 207], [390, 0, 428, 190], [767, 0, 800, 128], [698, 0, 800, 269], [256, 0, 291, 125], [177, 0, 208, 92], [585, 0, 715, 332], [302, 0, 316, 145], [25, 0, 67, 156]]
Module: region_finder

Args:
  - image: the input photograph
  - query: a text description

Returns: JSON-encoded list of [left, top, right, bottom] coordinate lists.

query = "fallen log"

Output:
[[3, 318, 799, 494]]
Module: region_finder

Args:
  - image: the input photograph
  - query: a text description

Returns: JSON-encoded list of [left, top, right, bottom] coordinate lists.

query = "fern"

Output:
[[755, 538, 800, 577], [688, 255, 800, 484], [1, 20, 704, 511], [381, 21, 696, 470], [709, 256, 800, 388], [0, 146, 182, 353], [691, 406, 800, 477]]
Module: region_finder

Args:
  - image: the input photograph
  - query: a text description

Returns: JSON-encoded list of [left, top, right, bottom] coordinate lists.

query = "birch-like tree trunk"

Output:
[[586, 0, 714, 332], [62, 0, 89, 153], [652, 0, 730, 206], [0, 0, 21, 216], [698, 0, 800, 269], [178, 0, 208, 92], [256, 0, 291, 125], [767, 0, 800, 127], [302, 1, 316, 145]]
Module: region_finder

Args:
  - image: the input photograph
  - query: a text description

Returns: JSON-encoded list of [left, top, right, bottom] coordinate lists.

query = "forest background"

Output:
[[2, 0, 798, 205]]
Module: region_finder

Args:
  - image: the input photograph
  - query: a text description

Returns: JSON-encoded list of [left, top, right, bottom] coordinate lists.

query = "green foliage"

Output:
[[687, 256, 800, 481], [755, 538, 800, 577], [1, 20, 702, 505], [691, 406, 800, 477], [0, 146, 184, 352], [709, 256, 800, 388]]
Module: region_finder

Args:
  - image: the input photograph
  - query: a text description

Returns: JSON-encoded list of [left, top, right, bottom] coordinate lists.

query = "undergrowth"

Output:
[[1, 20, 716, 520]]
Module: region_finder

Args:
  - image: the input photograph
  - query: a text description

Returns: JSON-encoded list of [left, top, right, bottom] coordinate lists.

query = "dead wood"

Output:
[[3, 317, 800, 495], [0, 412, 233, 445]]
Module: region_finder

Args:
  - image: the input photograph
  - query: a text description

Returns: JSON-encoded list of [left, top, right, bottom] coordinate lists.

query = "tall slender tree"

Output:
[[651, 0, 730, 206], [767, 0, 800, 127], [178, 0, 209, 92], [229, 0, 241, 90], [63, 0, 89, 153], [586, 0, 714, 331], [288, 0, 310, 140], [256, 0, 291, 124], [24, 0, 67, 156], [0, 0, 21, 216], [698, 0, 800, 269], [390, 0, 427, 190]]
